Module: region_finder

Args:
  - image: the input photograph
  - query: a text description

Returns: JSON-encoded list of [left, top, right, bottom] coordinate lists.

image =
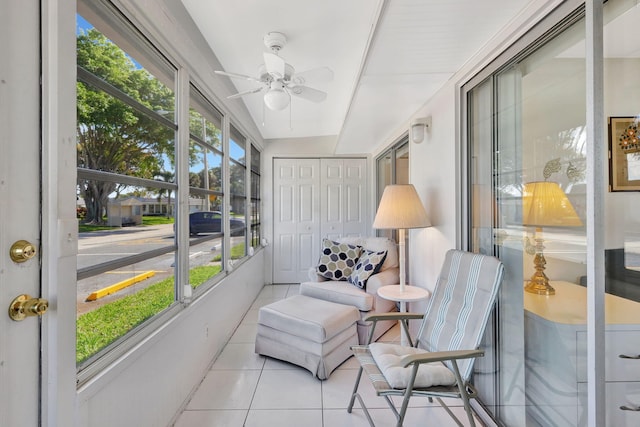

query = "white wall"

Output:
[[400, 83, 461, 302], [76, 252, 264, 427]]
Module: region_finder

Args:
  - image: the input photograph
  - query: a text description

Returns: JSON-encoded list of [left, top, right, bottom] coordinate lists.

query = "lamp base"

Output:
[[525, 278, 555, 295], [525, 234, 555, 296]]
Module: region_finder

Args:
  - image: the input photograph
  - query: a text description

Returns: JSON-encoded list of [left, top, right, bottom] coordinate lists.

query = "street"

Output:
[[77, 223, 234, 315]]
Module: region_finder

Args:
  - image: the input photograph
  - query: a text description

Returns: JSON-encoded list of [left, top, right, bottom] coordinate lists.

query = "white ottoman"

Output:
[[255, 294, 360, 380]]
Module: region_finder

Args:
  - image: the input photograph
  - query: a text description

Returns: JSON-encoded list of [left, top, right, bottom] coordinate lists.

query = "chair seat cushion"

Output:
[[369, 342, 456, 389], [300, 280, 374, 311]]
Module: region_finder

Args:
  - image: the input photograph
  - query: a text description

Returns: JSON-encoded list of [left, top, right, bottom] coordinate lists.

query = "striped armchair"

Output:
[[348, 249, 504, 427]]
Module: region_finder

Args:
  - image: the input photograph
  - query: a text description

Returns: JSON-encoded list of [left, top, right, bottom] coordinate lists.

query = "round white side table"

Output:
[[377, 285, 430, 345]]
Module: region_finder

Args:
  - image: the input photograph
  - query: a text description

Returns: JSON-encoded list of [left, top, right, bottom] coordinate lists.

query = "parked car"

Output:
[[188, 211, 244, 236]]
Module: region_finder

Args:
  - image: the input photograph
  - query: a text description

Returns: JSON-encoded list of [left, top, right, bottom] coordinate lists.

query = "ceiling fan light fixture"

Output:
[[264, 83, 289, 111]]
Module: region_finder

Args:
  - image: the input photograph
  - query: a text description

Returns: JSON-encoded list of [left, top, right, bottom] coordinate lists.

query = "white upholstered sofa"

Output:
[[300, 237, 400, 344]]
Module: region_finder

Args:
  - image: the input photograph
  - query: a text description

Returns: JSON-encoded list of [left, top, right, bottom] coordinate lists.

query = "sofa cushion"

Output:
[[316, 239, 362, 280], [348, 249, 388, 289], [300, 280, 374, 311], [337, 237, 398, 272]]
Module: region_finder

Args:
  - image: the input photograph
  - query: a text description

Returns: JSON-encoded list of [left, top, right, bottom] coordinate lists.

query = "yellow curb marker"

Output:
[[86, 271, 156, 301]]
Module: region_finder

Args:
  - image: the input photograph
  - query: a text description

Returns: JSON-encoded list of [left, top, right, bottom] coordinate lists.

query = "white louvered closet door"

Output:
[[273, 158, 367, 284]]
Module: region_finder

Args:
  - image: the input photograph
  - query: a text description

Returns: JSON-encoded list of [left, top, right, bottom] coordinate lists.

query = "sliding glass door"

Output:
[[466, 6, 589, 426]]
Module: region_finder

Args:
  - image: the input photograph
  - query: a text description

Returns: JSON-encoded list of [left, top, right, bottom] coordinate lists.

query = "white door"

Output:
[[320, 158, 367, 239], [320, 159, 344, 240], [0, 1, 43, 424], [273, 159, 321, 283]]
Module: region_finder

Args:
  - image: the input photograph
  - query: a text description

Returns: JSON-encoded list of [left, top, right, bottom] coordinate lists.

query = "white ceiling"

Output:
[[182, 0, 533, 154]]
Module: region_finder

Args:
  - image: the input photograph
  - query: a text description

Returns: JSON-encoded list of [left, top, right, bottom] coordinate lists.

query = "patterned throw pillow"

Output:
[[316, 239, 362, 280], [348, 249, 388, 289]]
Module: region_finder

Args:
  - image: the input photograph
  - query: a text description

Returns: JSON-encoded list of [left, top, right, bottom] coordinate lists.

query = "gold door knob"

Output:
[[9, 240, 37, 263], [8, 294, 49, 321]]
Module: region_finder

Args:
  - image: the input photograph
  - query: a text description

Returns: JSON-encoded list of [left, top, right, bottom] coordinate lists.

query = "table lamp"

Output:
[[522, 181, 582, 295], [373, 184, 431, 292]]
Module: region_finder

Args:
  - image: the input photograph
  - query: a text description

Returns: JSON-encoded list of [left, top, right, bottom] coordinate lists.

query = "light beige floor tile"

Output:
[[244, 409, 323, 427], [241, 308, 260, 324], [323, 408, 401, 427], [378, 323, 401, 343], [211, 343, 265, 370], [390, 394, 462, 408], [250, 297, 282, 310], [325, 406, 480, 427], [399, 405, 482, 426], [321, 368, 389, 410], [262, 355, 304, 371], [229, 323, 258, 343], [257, 284, 290, 299], [251, 369, 322, 409], [173, 409, 247, 427], [286, 284, 300, 297], [186, 370, 261, 410], [335, 355, 359, 370]]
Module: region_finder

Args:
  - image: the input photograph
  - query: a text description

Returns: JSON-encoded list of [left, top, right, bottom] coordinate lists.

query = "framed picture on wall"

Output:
[[609, 116, 640, 191]]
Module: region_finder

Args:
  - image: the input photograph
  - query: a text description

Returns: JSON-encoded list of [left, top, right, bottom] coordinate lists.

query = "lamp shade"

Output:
[[373, 184, 431, 229], [522, 181, 582, 227]]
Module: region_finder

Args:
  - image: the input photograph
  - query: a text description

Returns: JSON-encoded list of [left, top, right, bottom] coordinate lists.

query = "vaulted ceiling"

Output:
[[182, 0, 533, 153]]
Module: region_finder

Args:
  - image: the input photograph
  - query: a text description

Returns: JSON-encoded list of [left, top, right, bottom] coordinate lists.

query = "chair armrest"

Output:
[[364, 312, 424, 322], [400, 349, 484, 367], [363, 312, 424, 345]]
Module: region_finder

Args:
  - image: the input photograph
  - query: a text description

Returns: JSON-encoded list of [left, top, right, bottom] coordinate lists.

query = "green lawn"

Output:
[[142, 216, 174, 225], [77, 264, 220, 363], [212, 241, 246, 261], [79, 216, 174, 233]]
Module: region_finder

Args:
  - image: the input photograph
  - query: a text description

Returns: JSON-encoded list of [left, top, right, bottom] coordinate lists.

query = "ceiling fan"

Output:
[[214, 32, 333, 111]]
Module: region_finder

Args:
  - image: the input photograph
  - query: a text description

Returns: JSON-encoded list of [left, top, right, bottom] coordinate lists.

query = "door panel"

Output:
[[273, 159, 320, 283], [0, 1, 42, 425], [321, 159, 344, 239], [343, 159, 367, 237]]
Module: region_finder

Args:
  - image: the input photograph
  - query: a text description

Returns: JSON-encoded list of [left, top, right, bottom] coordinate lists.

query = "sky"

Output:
[[76, 14, 243, 167]]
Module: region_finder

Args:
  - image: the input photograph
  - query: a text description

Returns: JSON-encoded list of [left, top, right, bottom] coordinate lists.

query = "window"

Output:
[[74, 4, 261, 383], [229, 125, 247, 259], [375, 137, 409, 240], [250, 145, 261, 248], [76, 12, 179, 371], [187, 86, 225, 288]]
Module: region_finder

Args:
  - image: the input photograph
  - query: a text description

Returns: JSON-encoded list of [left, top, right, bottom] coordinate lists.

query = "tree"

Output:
[[77, 29, 174, 223], [154, 170, 175, 217]]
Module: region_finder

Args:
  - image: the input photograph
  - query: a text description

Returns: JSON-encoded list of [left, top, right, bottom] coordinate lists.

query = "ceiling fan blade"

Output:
[[291, 67, 334, 85], [263, 52, 286, 79], [227, 86, 265, 99], [288, 85, 327, 103], [214, 70, 262, 84]]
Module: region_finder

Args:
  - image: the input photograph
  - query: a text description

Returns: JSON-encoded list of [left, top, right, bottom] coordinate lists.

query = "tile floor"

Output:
[[173, 284, 482, 427]]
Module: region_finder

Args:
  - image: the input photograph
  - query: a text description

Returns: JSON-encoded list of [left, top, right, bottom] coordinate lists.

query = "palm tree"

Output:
[[154, 171, 175, 217]]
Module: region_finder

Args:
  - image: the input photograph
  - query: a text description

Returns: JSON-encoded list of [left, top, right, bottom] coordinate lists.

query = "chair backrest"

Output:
[[416, 249, 504, 381]]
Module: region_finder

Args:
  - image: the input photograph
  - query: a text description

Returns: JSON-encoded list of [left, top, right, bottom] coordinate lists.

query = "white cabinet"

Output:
[[525, 281, 640, 426], [273, 158, 367, 283]]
